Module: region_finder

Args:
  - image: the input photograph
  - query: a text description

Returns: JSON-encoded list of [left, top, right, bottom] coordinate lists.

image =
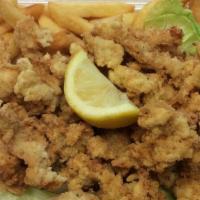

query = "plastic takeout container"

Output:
[[18, 0, 149, 10]]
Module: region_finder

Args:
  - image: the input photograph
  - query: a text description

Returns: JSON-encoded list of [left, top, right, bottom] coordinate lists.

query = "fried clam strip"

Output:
[[84, 33, 124, 69], [94, 22, 185, 75], [174, 162, 200, 200], [0, 103, 66, 191], [0, 102, 163, 200], [0, 104, 25, 191], [25, 114, 163, 200], [14, 57, 61, 112], [14, 17, 53, 56], [0, 32, 20, 67], [112, 101, 198, 172], [60, 153, 163, 200], [94, 23, 200, 105]]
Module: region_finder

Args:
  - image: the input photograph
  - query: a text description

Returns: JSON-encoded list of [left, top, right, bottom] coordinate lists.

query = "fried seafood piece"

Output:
[[50, 52, 69, 79], [58, 96, 80, 123], [41, 114, 94, 162], [84, 34, 124, 69], [0, 103, 27, 190], [179, 92, 200, 128], [61, 153, 162, 200], [94, 20, 182, 49], [97, 169, 162, 200], [14, 57, 61, 112], [0, 38, 10, 66], [87, 129, 130, 160], [0, 141, 24, 189], [11, 118, 67, 190], [109, 65, 178, 106], [114, 29, 186, 78], [14, 17, 53, 56], [174, 162, 200, 200], [0, 67, 19, 99], [109, 65, 160, 99], [0, 33, 19, 65], [2, 33, 20, 61], [138, 101, 174, 129], [95, 21, 200, 107], [94, 22, 187, 77], [112, 101, 198, 172], [176, 61, 200, 103], [0, 103, 66, 191], [175, 179, 200, 200], [52, 191, 99, 200]]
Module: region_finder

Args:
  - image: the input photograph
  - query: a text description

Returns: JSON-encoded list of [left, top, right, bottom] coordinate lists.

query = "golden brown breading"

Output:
[[0, 103, 67, 191], [0, 67, 19, 100], [2, 33, 20, 61], [42, 114, 94, 163], [84, 34, 124, 69], [0, 38, 10, 66], [113, 109, 198, 172], [0, 141, 24, 189], [2, 3, 200, 199], [138, 101, 174, 129], [87, 129, 130, 160], [50, 52, 69, 79], [174, 179, 200, 200], [58, 96, 80, 123], [95, 24, 186, 77], [11, 122, 67, 190], [14, 17, 52, 56], [61, 153, 162, 200], [109, 65, 160, 98], [14, 57, 61, 112], [0, 103, 28, 190]]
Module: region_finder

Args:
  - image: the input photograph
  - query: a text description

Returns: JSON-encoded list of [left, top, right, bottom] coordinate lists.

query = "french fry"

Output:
[[190, 0, 200, 23], [48, 2, 134, 18], [39, 15, 64, 34], [50, 31, 84, 51], [48, 2, 94, 35], [0, 23, 12, 35], [9, 0, 17, 6], [23, 4, 45, 20], [43, 4, 49, 17], [91, 12, 136, 26], [0, 0, 26, 27], [122, 13, 137, 26], [0, 0, 17, 24], [91, 15, 119, 25]]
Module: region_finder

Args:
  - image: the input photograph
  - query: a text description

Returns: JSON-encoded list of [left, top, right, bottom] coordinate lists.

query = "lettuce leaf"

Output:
[[143, 0, 200, 54], [0, 188, 56, 200]]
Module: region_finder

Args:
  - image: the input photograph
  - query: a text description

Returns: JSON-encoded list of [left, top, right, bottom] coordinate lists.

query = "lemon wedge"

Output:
[[64, 49, 139, 128]]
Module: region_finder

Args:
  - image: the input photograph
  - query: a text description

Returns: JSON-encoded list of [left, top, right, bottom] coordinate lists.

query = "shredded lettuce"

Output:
[[0, 188, 56, 200], [144, 0, 200, 54]]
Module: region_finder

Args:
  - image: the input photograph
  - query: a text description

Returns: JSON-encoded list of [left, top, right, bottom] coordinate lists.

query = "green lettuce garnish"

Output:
[[0, 188, 56, 200], [144, 0, 200, 54]]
